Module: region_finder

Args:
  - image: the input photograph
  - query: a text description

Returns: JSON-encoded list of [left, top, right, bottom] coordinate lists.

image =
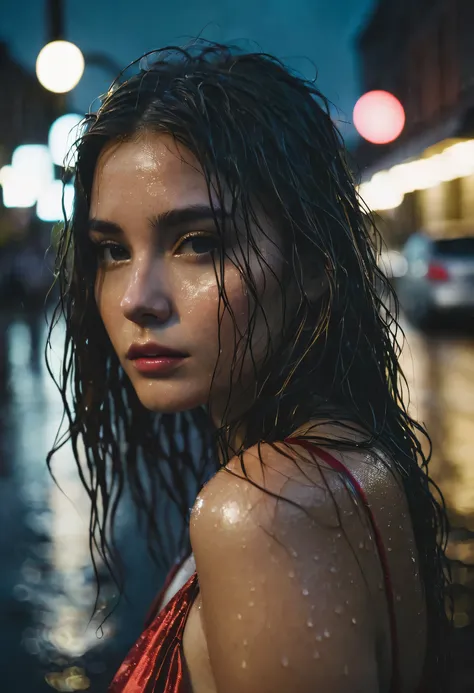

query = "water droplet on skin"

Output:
[[306, 618, 314, 628], [334, 604, 344, 615], [315, 634, 323, 642], [387, 547, 392, 552], [248, 601, 255, 607], [241, 660, 247, 669], [358, 541, 364, 549], [242, 544, 247, 549], [302, 588, 309, 596], [313, 650, 320, 659], [250, 586, 256, 592], [351, 617, 357, 625], [243, 639, 248, 646], [329, 566, 337, 574], [211, 507, 217, 513], [288, 570, 295, 578], [324, 629, 331, 639], [213, 523, 218, 528], [396, 595, 402, 602], [336, 532, 342, 539], [281, 656, 289, 667], [237, 613, 242, 620], [291, 549, 298, 558], [246, 503, 252, 511], [411, 556, 416, 563], [378, 582, 383, 591], [343, 664, 349, 676], [313, 554, 319, 561]]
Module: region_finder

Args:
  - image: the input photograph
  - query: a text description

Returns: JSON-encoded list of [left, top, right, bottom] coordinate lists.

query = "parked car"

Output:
[[396, 230, 474, 326]]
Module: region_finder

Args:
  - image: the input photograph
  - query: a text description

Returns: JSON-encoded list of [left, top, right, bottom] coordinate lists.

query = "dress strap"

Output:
[[284, 436, 401, 693]]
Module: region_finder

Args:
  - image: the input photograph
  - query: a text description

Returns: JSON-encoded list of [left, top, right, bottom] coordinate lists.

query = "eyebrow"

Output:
[[87, 204, 227, 236]]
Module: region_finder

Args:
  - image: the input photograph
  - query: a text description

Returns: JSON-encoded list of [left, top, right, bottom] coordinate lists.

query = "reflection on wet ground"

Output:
[[0, 316, 165, 691], [1, 312, 474, 690], [400, 317, 474, 691]]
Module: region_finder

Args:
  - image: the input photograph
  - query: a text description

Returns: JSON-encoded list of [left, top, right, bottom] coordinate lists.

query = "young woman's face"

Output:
[[88, 132, 288, 420]]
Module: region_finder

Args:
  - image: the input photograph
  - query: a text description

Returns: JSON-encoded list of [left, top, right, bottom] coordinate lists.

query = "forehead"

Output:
[[89, 132, 209, 214]]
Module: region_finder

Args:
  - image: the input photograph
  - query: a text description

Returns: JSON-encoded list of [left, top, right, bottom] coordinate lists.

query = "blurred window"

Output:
[[433, 238, 474, 256]]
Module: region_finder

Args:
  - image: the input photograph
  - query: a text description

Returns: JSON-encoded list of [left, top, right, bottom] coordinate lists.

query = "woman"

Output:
[[47, 43, 450, 693]]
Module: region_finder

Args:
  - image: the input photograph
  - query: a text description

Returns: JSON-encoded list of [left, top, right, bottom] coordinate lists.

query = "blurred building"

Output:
[[355, 0, 474, 246]]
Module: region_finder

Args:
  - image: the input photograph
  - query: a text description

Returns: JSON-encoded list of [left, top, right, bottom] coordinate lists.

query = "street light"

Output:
[[36, 40, 85, 94], [353, 91, 405, 145]]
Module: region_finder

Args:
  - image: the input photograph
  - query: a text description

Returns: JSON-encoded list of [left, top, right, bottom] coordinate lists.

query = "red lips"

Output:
[[126, 342, 188, 360]]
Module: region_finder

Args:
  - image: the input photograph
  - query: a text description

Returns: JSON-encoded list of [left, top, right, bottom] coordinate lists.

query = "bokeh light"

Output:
[[36, 41, 85, 94], [353, 90, 405, 144], [48, 113, 83, 167]]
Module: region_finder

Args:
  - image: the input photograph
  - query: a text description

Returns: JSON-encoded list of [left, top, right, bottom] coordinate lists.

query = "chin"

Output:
[[133, 380, 209, 414]]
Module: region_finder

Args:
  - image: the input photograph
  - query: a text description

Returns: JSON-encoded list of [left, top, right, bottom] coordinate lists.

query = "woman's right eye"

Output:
[[94, 242, 130, 265]]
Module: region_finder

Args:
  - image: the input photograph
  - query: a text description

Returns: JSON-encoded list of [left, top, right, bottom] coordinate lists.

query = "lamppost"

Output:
[[36, 0, 121, 100]]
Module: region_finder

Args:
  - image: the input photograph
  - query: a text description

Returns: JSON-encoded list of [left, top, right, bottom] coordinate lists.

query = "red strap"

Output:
[[285, 437, 401, 693]]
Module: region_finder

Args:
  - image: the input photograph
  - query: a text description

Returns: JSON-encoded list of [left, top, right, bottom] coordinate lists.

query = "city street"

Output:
[[0, 313, 473, 691]]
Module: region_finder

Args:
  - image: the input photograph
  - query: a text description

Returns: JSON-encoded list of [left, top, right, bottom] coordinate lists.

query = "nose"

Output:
[[120, 258, 173, 325]]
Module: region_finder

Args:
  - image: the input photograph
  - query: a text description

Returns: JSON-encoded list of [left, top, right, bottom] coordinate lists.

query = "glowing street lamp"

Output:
[[353, 91, 405, 145], [36, 40, 85, 94]]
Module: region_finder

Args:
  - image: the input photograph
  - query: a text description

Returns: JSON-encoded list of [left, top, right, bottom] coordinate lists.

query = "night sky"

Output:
[[2, 0, 374, 142]]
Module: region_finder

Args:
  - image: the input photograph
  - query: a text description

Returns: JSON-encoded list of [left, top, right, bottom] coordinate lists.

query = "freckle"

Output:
[[313, 650, 320, 659], [306, 618, 314, 628], [288, 570, 295, 578], [241, 660, 247, 669], [323, 629, 330, 638], [302, 588, 309, 596], [281, 656, 289, 667], [334, 604, 344, 615], [351, 617, 357, 625]]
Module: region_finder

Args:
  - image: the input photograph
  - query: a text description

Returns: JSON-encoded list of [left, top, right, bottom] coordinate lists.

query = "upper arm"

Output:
[[190, 442, 386, 693]]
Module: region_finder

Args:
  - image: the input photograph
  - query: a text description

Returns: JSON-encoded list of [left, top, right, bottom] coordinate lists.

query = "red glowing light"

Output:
[[353, 91, 405, 145]]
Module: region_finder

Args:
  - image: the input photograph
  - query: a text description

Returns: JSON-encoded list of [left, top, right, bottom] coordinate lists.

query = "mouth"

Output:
[[126, 342, 188, 376], [126, 343, 188, 360]]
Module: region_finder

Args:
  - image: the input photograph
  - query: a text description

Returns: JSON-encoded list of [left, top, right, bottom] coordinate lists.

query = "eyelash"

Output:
[[92, 232, 220, 266]]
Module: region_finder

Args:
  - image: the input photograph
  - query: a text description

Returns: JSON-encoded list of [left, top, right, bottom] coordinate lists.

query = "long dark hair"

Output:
[[46, 42, 450, 688]]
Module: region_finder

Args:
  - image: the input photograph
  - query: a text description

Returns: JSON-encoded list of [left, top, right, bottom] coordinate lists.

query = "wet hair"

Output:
[[46, 42, 450, 688]]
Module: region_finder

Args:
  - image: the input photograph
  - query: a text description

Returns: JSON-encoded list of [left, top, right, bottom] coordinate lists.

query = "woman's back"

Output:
[[110, 436, 427, 693]]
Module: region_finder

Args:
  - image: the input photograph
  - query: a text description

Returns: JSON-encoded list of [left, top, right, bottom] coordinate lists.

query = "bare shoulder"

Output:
[[189, 436, 427, 693]]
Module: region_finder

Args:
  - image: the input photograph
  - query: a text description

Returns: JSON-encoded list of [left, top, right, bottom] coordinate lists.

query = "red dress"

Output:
[[108, 440, 413, 692]]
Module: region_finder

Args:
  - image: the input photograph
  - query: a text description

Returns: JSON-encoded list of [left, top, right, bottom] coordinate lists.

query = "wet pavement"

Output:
[[1, 310, 474, 691]]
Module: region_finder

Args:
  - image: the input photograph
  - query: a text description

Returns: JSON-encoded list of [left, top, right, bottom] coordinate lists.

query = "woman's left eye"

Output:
[[175, 234, 219, 256]]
